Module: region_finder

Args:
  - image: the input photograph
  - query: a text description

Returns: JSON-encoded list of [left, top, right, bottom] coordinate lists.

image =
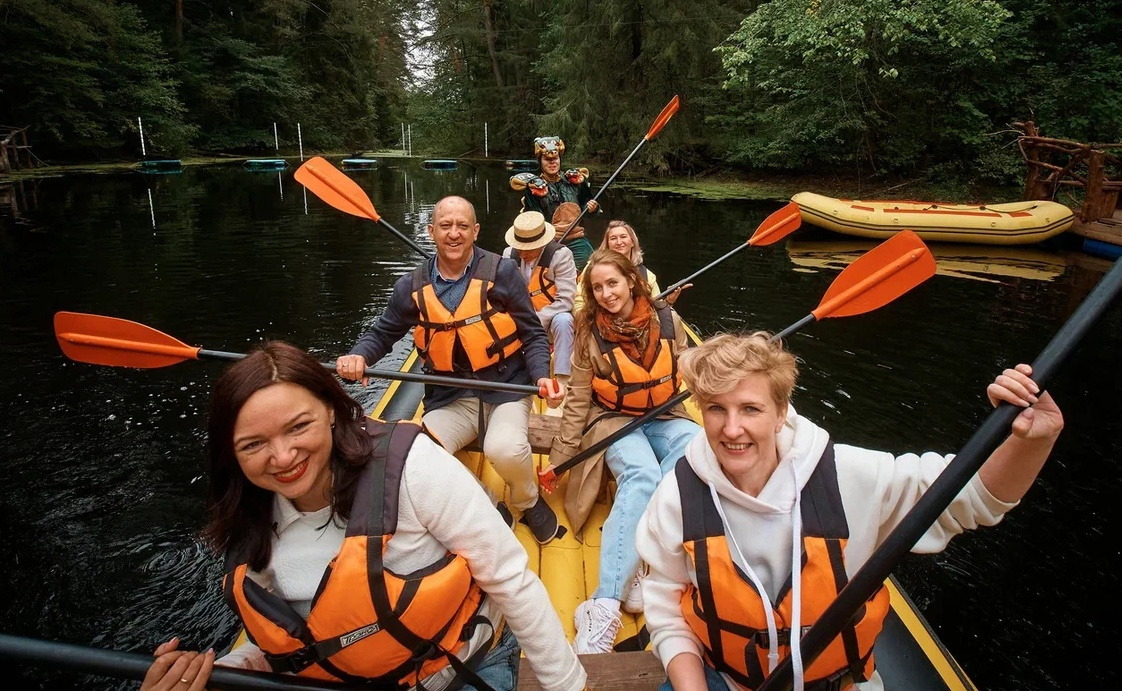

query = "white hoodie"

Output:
[[635, 404, 1016, 690]]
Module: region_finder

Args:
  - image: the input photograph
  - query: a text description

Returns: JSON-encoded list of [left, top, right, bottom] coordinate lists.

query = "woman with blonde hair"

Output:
[[573, 221, 690, 312], [636, 332, 1063, 691], [546, 249, 700, 655]]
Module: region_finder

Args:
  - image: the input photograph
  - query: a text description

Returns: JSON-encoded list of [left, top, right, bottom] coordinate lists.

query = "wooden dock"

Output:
[[1069, 209, 1122, 246]]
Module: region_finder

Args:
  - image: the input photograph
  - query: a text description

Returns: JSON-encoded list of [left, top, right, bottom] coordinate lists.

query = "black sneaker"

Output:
[[496, 501, 515, 529], [519, 497, 567, 544]]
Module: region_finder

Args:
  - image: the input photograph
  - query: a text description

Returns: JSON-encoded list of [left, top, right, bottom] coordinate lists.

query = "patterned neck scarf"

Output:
[[596, 295, 659, 369]]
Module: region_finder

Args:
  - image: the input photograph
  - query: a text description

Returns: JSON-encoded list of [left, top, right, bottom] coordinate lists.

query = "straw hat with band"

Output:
[[506, 211, 557, 251], [551, 202, 586, 240]]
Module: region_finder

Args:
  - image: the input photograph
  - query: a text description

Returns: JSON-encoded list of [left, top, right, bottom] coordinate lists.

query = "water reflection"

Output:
[[0, 159, 1119, 690]]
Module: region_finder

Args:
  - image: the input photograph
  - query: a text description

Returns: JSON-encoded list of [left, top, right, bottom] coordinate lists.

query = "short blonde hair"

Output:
[[679, 332, 798, 406]]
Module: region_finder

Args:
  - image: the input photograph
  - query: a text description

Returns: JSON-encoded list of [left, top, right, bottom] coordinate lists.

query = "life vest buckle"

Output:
[[408, 640, 440, 664]]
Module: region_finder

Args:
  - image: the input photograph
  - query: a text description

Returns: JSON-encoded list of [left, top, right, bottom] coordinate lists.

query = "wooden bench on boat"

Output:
[[518, 651, 664, 690]]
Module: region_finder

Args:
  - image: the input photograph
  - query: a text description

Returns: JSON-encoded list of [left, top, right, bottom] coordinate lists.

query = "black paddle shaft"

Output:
[[194, 349, 541, 396], [757, 257, 1122, 691], [0, 633, 353, 691], [657, 243, 749, 300]]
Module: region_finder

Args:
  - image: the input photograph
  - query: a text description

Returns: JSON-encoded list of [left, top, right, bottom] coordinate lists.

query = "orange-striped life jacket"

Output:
[[676, 443, 890, 690], [590, 304, 681, 415], [223, 421, 489, 687], [411, 250, 521, 374], [510, 242, 560, 311]]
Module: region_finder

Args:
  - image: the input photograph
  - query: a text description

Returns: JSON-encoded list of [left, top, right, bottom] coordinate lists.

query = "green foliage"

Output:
[[0, 0, 195, 156], [2, 0, 1118, 182]]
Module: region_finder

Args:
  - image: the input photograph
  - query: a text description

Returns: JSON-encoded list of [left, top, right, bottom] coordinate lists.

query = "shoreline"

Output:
[[2, 152, 1022, 205]]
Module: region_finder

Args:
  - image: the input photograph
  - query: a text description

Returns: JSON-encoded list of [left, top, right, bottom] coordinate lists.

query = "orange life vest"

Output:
[[411, 250, 521, 374], [591, 304, 681, 415], [675, 444, 890, 690], [223, 421, 490, 687], [510, 242, 561, 311]]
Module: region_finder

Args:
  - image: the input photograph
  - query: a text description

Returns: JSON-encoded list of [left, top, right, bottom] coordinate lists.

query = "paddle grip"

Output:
[[0, 633, 343, 691], [757, 257, 1122, 691]]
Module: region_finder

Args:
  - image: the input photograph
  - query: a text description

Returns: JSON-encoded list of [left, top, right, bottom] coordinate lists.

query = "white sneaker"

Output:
[[622, 567, 646, 614], [573, 600, 622, 654]]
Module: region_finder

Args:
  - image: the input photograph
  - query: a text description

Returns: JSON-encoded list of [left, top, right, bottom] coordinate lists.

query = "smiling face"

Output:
[[233, 382, 336, 512], [606, 226, 635, 258], [701, 373, 788, 497], [589, 261, 635, 318], [428, 197, 479, 267], [540, 156, 561, 177]]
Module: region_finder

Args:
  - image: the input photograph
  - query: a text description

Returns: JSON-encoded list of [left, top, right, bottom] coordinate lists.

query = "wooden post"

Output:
[[1081, 150, 1119, 222]]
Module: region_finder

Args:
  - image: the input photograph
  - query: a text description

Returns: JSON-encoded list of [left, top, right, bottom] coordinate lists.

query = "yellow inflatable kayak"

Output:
[[792, 191, 1075, 245], [364, 325, 977, 689]]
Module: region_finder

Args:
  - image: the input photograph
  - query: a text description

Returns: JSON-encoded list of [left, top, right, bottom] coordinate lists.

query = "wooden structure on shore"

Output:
[[0, 126, 36, 175], [1017, 121, 1122, 247]]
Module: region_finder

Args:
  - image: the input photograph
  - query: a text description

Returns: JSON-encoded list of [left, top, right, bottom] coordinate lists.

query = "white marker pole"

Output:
[[407, 124, 412, 157], [137, 117, 146, 157], [273, 122, 279, 151], [484, 123, 489, 158], [297, 123, 304, 161], [402, 122, 406, 155]]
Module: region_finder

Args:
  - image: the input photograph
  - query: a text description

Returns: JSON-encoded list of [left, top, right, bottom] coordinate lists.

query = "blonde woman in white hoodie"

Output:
[[635, 332, 1063, 691]]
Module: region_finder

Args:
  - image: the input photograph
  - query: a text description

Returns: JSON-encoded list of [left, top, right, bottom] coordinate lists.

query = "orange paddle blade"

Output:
[[644, 95, 681, 141], [54, 312, 201, 369], [294, 157, 381, 222], [748, 201, 802, 246], [812, 230, 935, 320]]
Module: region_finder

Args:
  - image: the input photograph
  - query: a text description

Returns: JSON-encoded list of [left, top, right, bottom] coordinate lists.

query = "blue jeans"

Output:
[[658, 662, 731, 691], [463, 625, 519, 691], [594, 417, 700, 600]]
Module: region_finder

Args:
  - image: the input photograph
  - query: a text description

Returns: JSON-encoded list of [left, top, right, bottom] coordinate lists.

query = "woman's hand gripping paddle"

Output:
[[538, 230, 935, 492], [556, 95, 681, 243], [655, 201, 802, 301], [53, 312, 554, 397], [294, 156, 432, 259]]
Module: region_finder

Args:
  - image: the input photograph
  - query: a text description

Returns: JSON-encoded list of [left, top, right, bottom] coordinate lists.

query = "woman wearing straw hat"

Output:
[[503, 211, 578, 412]]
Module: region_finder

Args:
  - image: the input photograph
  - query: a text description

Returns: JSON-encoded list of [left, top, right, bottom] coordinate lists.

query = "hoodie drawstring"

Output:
[[708, 459, 805, 691]]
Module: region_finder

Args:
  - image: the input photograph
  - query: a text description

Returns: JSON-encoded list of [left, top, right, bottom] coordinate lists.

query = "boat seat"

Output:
[[461, 412, 560, 455], [518, 651, 663, 690]]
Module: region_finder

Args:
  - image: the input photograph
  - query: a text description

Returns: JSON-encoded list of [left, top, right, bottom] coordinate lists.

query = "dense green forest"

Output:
[[1, 0, 1119, 181]]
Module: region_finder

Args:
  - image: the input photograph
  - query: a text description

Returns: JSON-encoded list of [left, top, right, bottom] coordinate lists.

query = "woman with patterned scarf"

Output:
[[546, 249, 700, 655]]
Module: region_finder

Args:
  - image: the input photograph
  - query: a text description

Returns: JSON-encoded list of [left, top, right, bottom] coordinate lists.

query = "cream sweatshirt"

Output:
[[635, 405, 1016, 690], [219, 433, 586, 691]]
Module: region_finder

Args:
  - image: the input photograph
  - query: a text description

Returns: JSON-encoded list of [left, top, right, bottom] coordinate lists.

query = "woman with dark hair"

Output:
[[140, 342, 585, 691], [545, 250, 700, 656]]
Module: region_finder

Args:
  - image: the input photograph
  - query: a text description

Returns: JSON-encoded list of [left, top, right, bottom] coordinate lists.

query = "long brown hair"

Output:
[[201, 341, 373, 570], [575, 249, 654, 347]]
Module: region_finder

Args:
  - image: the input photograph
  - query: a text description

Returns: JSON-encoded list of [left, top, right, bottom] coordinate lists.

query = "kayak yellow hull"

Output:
[[792, 191, 1075, 245]]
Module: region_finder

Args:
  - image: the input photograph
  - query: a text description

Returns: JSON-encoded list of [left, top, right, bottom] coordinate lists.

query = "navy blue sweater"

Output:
[[349, 246, 551, 410]]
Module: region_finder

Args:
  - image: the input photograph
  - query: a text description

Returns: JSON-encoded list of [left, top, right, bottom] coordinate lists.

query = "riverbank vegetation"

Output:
[[2, 1, 1118, 186]]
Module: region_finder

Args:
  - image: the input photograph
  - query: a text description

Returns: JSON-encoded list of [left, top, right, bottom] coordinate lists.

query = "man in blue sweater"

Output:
[[336, 196, 566, 543]]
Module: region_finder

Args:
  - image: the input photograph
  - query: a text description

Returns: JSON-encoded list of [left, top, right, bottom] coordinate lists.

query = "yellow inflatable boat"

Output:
[[792, 191, 1075, 245], [366, 325, 977, 690]]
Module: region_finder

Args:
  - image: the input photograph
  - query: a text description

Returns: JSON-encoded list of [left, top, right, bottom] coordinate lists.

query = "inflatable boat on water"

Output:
[[366, 325, 977, 690], [792, 191, 1075, 246]]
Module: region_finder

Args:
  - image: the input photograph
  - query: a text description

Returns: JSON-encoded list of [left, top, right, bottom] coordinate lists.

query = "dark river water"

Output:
[[1, 159, 1119, 690]]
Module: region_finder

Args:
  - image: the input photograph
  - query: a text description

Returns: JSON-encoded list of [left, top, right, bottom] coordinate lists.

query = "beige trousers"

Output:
[[422, 396, 539, 511]]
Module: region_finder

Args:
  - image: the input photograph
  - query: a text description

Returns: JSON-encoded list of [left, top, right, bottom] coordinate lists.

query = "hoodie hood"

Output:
[[685, 403, 831, 513]]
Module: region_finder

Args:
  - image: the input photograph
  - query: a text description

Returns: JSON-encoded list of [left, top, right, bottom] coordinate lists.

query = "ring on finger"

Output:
[[180, 678, 191, 684]]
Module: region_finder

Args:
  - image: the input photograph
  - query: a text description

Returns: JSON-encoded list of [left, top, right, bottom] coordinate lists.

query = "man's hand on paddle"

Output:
[[336, 354, 369, 386], [538, 378, 566, 408]]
